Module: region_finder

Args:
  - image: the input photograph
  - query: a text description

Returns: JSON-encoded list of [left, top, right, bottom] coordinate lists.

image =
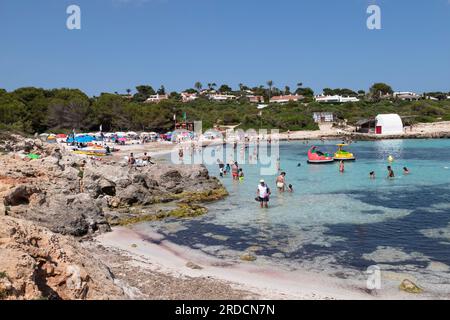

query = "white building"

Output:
[[247, 95, 265, 103], [181, 92, 198, 102], [315, 95, 359, 103], [374, 114, 404, 135], [313, 112, 335, 123], [209, 94, 237, 101], [145, 94, 169, 103], [270, 94, 304, 104], [393, 91, 421, 101]]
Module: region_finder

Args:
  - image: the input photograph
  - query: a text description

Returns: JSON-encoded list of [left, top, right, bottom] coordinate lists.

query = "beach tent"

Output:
[[66, 135, 95, 143], [375, 114, 404, 135], [126, 131, 138, 137]]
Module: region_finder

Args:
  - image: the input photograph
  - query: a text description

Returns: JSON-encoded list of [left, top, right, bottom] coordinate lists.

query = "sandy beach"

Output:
[[109, 121, 450, 161], [91, 225, 443, 300]]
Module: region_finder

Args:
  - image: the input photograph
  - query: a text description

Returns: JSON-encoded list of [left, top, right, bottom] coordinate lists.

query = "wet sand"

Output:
[[94, 226, 434, 300]]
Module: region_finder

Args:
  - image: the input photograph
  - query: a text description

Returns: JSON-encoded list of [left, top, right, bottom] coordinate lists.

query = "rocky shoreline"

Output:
[[0, 134, 230, 300]]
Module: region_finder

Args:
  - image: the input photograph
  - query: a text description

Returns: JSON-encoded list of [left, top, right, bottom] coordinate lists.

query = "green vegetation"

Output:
[[116, 203, 208, 226], [1, 86, 449, 134]]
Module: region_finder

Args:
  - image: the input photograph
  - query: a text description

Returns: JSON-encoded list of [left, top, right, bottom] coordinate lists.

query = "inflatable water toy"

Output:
[[388, 155, 394, 162], [73, 145, 109, 157], [307, 146, 334, 164], [333, 144, 355, 161]]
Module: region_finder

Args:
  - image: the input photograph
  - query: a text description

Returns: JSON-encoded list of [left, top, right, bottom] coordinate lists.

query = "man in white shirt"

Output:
[[256, 179, 271, 208]]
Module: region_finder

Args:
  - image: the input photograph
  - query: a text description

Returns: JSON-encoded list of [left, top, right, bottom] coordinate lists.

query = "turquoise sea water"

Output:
[[137, 139, 450, 286]]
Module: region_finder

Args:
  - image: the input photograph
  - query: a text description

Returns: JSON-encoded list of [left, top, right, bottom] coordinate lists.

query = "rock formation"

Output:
[[0, 134, 228, 300], [0, 135, 226, 237], [0, 216, 125, 300]]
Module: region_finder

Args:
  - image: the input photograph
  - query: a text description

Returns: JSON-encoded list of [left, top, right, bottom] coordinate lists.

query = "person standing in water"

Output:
[[225, 162, 231, 175], [339, 160, 345, 173], [276, 172, 286, 192], [231, 161, 239, 180], [257, 179, 271, 208], [387, 166, 395, 178], [217, 159, 225, 175], [369, 171, 376, 179]]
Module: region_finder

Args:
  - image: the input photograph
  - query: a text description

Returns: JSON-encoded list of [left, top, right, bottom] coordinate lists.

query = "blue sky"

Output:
[[1, 0, 450, 96]]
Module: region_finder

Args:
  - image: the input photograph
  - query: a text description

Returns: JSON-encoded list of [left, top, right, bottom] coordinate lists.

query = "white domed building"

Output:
[[374, 114, 404, 135]]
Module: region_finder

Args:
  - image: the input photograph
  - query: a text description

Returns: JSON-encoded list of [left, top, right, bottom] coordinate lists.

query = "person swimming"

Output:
[[387, 166, 395, 178], [403, 167, 410, 174], [369, 171, 375, 179]]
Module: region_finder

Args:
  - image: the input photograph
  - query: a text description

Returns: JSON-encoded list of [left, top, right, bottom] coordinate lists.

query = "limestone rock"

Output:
[[0, 216, 125, 300]]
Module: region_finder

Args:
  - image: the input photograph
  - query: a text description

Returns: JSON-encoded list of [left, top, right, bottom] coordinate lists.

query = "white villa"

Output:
[[209, 94, 237, 101], [181, 92, 198, 103], [145, 94, 169, 103], [315, 95, 360, 103], [393, 91, 421, 101]]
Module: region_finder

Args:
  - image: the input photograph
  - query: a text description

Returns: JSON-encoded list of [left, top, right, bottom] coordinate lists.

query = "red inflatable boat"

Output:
[[307, 146, 334, 164]]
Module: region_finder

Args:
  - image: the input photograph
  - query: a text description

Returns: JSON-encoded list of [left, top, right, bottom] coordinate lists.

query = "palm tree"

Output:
[[297, 82, 303, 88], [285, 86, 291, 95], [195, 82, 203, 93], [211, 83, 217, 90], [126, 89, 131, 96], [267, 80, 273, 101], [239, 83, 244, 92]]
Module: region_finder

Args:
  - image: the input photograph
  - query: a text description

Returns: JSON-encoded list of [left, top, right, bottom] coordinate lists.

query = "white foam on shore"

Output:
[[96, 226, 421, 300]]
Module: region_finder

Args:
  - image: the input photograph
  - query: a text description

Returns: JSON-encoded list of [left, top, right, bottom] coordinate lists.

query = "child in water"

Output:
[[288, 184, 293, 192], [403, 167, 410, 175], [369, 171, 375, 179], [238, 168, 244, 182]]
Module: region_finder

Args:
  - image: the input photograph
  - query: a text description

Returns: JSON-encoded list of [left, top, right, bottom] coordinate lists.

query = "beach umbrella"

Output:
[[118, 137, 127, 142], [56, 134, 67, 138]]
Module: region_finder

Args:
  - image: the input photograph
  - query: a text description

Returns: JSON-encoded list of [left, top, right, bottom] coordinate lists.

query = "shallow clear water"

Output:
[[136, 139, 450, 284]]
